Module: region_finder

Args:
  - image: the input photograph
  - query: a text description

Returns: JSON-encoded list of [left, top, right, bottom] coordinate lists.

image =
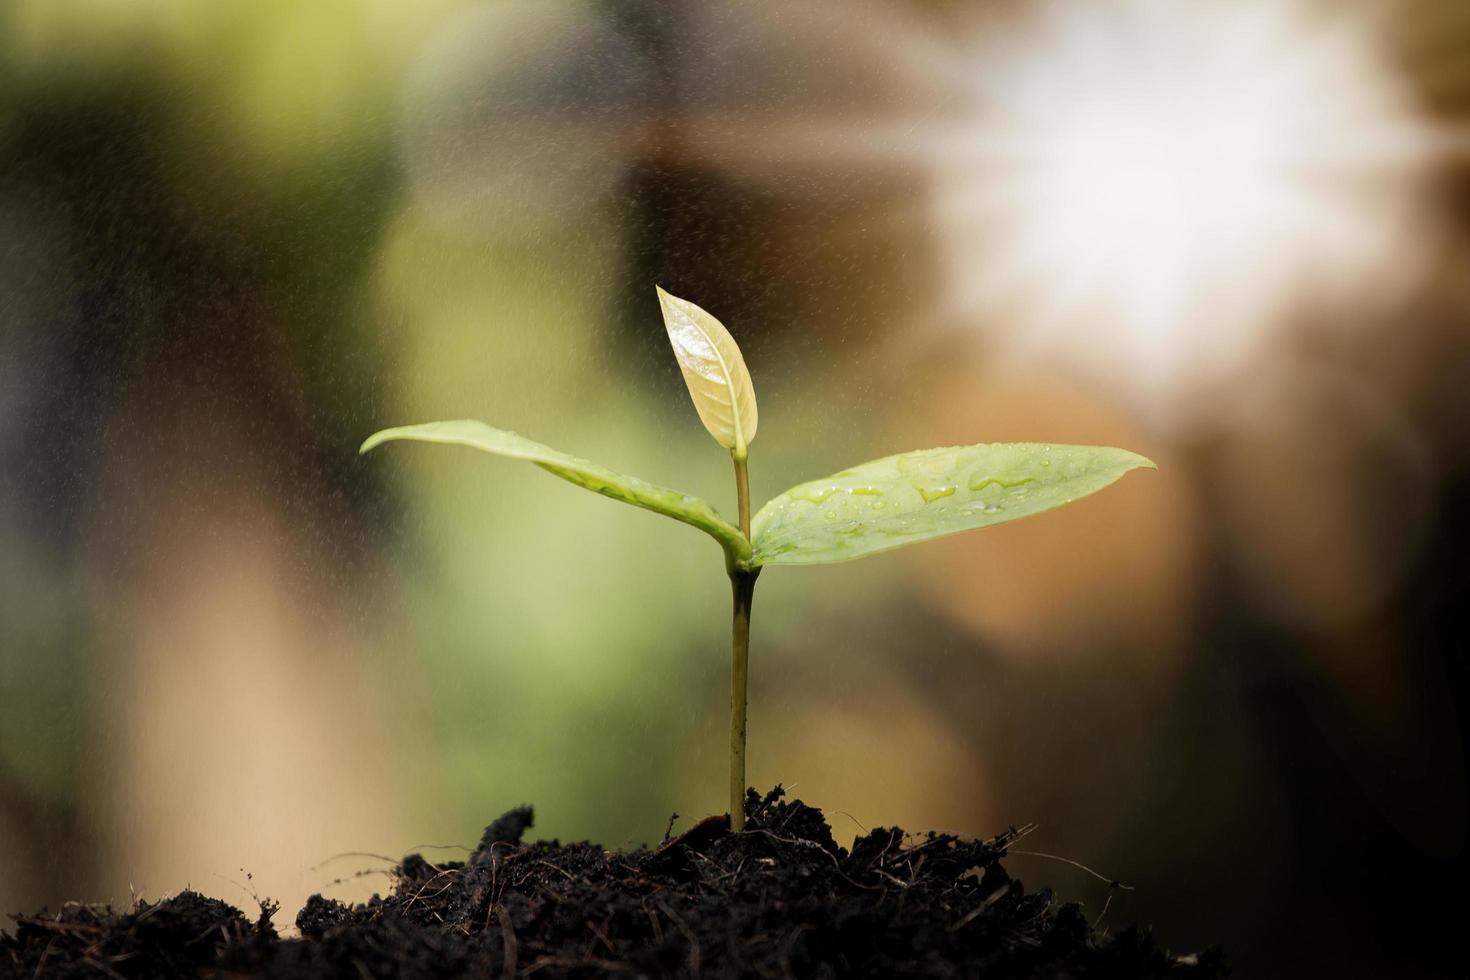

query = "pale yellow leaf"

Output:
[[656, 287, 759, 454]]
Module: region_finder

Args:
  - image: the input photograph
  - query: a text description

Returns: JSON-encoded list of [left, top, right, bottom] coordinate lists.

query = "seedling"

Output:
[[362, 287, 1153, 831]]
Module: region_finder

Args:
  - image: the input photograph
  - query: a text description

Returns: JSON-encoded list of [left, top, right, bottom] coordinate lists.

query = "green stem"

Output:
[[729, 448, 755, 831], [728, 567, 757, 831], [733, 451, 751, 539]]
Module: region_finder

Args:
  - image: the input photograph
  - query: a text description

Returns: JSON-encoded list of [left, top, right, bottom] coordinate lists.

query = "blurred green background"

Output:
[[2, 2, 1469, 977]]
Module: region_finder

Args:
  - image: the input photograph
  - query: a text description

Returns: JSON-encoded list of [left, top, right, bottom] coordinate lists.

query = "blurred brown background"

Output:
[[2, 2, 1467, 977]]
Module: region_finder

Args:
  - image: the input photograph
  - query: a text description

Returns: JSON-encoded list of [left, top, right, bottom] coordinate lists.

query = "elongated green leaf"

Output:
[[657, 287, 759, 455], [361, 420, 751, 567], [751, 443, 1154, 566]]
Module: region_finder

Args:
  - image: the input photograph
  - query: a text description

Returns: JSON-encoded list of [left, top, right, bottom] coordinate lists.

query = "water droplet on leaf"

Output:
[[792, 485, 839, 505], [916, 484, 957, 503]]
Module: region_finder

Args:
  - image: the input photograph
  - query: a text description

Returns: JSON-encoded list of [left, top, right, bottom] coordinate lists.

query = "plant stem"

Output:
[[728, 567, 757, 831], [729, 448, 755, 831], [732, 451, 751, 538]]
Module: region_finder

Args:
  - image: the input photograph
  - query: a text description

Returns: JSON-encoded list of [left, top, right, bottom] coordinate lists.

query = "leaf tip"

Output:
[[655, 286, 694, 327], [360, 426, 407, 456]]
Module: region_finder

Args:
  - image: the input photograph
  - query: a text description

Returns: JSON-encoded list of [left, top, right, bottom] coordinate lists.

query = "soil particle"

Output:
[[3, 787, 1226, 979]]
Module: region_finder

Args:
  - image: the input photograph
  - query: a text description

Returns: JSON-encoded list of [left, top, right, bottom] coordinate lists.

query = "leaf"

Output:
[[751, 443, 1154, 566], [657, 287, 759, 455], [361, 420, 751, 568]]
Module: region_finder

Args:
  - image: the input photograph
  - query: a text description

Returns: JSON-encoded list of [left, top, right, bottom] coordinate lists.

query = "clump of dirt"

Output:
[[3, 787, 1226, 978], [2, 890, 276, 978]]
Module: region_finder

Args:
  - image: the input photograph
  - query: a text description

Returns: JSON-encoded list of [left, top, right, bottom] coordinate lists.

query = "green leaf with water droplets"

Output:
[[751, 443, 1154, 566], [361, 420, 751, 568]]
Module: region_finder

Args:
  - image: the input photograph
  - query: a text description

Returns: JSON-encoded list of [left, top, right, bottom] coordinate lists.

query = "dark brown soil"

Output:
[[3, 788, 1225, 979]]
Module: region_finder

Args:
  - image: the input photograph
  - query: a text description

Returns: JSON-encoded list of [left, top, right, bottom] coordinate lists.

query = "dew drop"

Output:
[[917, 484, 957, 503], [792, 484, 839, 504], [969, 475, 1040, 494]]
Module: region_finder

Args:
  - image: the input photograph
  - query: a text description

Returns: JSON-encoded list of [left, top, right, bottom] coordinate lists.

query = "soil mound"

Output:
[[3, 787, 1225, 978]]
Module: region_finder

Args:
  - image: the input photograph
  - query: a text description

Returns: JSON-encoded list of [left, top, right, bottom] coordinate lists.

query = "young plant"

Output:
[[362, 287, 1154, 831]]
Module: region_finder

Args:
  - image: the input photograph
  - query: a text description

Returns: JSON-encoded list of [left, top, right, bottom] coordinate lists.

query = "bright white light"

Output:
[[928, 0, 1438, 429]]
